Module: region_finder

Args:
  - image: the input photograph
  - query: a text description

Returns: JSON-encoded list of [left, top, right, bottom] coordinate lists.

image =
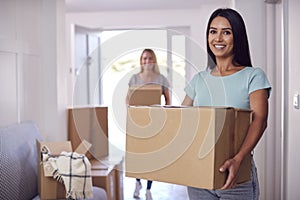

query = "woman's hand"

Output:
[[219, 89, 269, 190], [219, 157, 242, 190]]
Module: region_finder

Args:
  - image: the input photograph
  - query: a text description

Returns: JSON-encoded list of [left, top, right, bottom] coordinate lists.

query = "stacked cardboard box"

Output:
[[68, 106, 108, 160], [126, 106, 252, 189]]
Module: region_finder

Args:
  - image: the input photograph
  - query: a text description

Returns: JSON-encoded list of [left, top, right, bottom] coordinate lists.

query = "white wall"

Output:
[[285, 0, 300, 199], [41, 0, 68, 141], [0, 0, 67, 141], [0, 0, 41, 126]]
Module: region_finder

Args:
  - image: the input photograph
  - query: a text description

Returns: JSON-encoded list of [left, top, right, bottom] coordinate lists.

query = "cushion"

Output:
[[90, 186, 108, 200], [0, 121, 41, 200]]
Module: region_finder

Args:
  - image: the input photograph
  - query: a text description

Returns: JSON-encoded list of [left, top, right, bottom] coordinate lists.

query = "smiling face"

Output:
[[208, 16, 234, 60], [141, 51, 156, 71]]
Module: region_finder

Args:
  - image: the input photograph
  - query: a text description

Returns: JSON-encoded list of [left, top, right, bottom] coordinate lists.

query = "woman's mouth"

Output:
[[214, 44, 226, 49]]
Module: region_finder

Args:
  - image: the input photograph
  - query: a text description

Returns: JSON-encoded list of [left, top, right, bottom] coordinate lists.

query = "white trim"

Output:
[[281, 0, 289, 199]]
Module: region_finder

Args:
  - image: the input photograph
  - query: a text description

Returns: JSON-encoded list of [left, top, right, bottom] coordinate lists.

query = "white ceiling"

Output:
[[65, 0, 224, 13]]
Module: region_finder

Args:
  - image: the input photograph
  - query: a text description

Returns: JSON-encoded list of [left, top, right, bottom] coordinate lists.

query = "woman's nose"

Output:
[[215, 33, 223, 42]]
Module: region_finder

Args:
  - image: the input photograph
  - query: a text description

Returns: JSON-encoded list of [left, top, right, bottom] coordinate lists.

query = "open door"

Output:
[[73, 25, 102, 106]]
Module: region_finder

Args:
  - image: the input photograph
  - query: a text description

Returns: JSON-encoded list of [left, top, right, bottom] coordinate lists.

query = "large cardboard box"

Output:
[[37, 141, 73, 200], [68, 106, 108, 160], [126, 106, 252, 189], [128, 84, 162, 106]]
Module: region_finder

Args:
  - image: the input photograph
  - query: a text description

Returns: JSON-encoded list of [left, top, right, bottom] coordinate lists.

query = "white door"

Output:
[[73, 25, 102, 106]]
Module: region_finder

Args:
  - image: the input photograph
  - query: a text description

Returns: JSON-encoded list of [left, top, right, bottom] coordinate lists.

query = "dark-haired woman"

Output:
[[182, 8, 271, 200]]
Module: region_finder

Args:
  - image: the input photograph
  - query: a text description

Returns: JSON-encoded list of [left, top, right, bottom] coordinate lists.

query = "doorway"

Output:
[[73, 27, 190, 157]]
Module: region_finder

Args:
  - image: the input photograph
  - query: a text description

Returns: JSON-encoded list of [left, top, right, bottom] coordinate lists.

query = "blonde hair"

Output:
[[140, 49, 160, 73]]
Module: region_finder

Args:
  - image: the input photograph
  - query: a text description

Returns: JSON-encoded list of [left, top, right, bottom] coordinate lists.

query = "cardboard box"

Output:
[[68, 106, 108, 160], [37, 140, 93, 200], [91, 158, 124, 200], [92, 168, 116, 200], [128, 84, 162, 106], [125, 106, 252, 189], [114, 162, 124, 200], [37, 141, 72, 200]]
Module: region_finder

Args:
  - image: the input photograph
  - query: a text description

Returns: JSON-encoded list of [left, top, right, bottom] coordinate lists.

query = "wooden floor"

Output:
[[123, 176, 189, 200]]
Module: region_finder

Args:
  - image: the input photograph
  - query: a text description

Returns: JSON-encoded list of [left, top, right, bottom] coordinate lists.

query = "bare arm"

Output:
[[163, 88, 171, 105], [181, 95, 194, 106], [126, 90, 130, 105], [220, 89, 269, 189]]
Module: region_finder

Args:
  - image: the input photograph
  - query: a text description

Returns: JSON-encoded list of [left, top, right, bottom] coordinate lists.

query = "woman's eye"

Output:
[[209, 29, 217, 34], [223, 31, 231, 35]]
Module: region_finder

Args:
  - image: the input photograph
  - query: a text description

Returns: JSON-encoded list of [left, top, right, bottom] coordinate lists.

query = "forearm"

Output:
[[234, 115, 267, 163], [126, 92, 130, 105], [164, 89, 171, 105]]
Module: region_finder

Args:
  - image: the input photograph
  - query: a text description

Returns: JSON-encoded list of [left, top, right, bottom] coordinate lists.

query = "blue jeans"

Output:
[[136, 179, 153, 190], [188, 159, 259, 200]]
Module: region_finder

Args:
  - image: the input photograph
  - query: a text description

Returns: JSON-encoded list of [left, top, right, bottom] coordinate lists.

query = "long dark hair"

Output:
[[206, 8, 252, 69]]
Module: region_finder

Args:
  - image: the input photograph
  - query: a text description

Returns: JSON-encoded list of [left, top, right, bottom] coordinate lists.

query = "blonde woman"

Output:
[[126, 49, 170, 200], [126, 49, 170, 105]]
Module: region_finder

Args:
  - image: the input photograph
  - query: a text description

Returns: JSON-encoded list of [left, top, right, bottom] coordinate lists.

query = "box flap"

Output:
[[38, 141, 72, 155], [75, 139, 92, 155]]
